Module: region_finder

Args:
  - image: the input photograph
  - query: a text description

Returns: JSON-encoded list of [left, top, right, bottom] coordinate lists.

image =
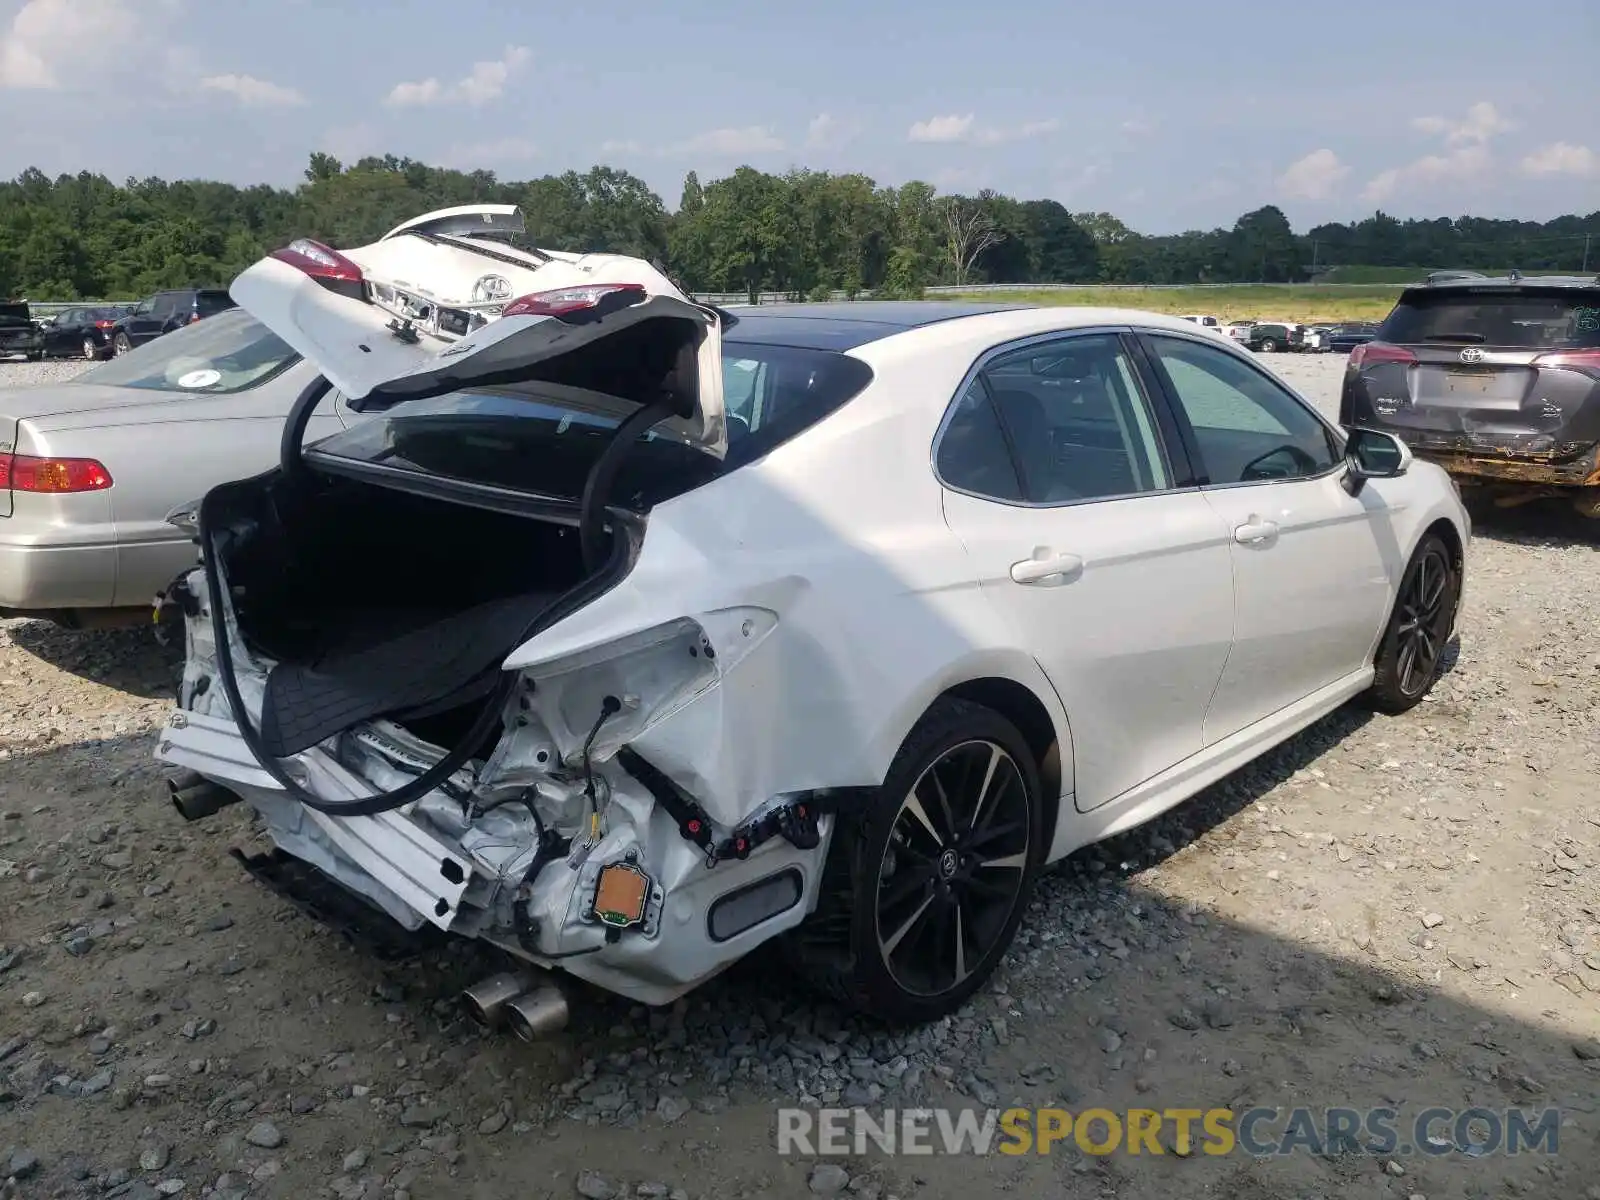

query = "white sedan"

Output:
[[155, 255, 1469, 1030]]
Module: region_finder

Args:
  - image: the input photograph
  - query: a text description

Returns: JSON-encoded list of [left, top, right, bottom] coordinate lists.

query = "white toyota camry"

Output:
[[154, 245, 1469, 1031]]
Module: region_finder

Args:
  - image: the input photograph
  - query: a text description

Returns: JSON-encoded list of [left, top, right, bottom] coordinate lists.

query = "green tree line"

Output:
[[2, 153, 1596, 301]]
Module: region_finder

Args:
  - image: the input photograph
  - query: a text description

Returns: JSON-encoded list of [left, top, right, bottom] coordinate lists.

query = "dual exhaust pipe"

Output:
[[462, 970, 569, 1041], [166, 770, 568, 1040], [166, 770, 242, 822]]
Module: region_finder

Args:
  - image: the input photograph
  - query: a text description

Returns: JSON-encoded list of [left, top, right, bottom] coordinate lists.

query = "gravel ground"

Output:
[[2, 352, 1598, 1200]]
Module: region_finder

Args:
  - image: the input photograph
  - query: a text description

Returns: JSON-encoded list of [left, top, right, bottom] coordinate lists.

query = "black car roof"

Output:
[[719, 301, 1028, 351]]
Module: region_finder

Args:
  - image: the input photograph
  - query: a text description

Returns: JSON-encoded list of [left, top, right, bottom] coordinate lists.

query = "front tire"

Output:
[[113, 333, 132, 357], [784, 698, 1043, 1023], [1365, 532, 1460, 714], [1259, 338, 1278, 353]]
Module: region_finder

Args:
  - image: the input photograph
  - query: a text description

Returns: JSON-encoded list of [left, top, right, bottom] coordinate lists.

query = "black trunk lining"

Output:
[[258, 590, 558, 757]]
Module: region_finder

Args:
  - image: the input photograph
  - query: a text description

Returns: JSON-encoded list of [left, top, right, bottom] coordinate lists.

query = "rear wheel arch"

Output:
[[929, 675, 1067, 857]]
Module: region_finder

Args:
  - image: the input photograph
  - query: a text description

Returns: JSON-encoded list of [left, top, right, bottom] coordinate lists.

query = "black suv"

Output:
[[0, 300, 42, 360], [109, 288, 236, 356], [1339, 273, 1600, 517]]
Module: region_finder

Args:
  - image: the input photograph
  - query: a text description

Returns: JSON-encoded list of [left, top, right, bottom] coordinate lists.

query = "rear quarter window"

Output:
[[1380, 289, 1600, 349]]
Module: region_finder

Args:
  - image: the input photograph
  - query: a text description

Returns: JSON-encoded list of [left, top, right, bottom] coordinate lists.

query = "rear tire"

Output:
[[82, 337, 99, 361], [1365, 532, 1460, 714], [1259, 338, 1278, 353], [113, 333, 132, 357], [783, 697, 1043, 1023]]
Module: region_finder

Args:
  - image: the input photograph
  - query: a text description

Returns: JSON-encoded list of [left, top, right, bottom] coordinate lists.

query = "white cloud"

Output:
[[1120, 117, 1156, 136], [1, 0, 140, 89], [600, 138, 644, 156], [1362, 143, 1492, 203], [384, 45, 529, 108], [805, 113, 859, 150], [909, 114, 975, 143], [1411, 101, 1514, 147], [1362, 101, 1511, 203], [1276, 148, 1349, 201], [671, 125, 784, 156], [386, 78, 442, 107], [908, 113, 1058, 145], [1520, 141, 1599, 178], [199, 73, 305, 108]]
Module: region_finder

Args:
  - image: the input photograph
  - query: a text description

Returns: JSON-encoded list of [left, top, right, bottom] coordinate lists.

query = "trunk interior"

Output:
[[215, 468, 595, 758]]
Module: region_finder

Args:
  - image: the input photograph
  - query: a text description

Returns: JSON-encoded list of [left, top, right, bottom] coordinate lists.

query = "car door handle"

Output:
[[1233, 517, 1279, 544], [1010, 551, 1084, 585]]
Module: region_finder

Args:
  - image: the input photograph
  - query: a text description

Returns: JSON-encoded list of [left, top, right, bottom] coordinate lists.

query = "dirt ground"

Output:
[[1, 352, 1597, 1200]]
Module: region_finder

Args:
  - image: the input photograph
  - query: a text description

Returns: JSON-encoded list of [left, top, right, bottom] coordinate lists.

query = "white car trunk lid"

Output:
[[229, 251, 727, 457]]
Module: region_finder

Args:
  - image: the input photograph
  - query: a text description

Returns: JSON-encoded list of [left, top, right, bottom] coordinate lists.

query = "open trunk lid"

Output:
[[230, 242, 726, 457]]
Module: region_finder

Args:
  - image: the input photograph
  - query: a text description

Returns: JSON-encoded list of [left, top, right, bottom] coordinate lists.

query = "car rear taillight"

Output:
[[188, 312, 203, 324], [1533, 349, 1600, 371], [270, 238, 365, 300], [1349, 341, 1418, 369], [94, 320, 116, 329], [0, 453, 113, 493], [502, 283, 647, 321]]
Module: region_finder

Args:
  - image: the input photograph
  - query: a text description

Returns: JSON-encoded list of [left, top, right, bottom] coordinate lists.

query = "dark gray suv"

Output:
[[1338, 273, 1600, 517]]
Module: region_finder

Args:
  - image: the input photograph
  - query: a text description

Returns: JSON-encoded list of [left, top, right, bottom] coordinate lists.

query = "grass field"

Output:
[[941, 284, 1405, 323]]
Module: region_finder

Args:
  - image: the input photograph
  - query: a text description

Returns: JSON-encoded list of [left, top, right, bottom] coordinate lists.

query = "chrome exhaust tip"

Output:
[[505, 984, 569, 1041], [461, 971, 539, 1029], [170, 780, 242, 822], [166, 770, 205, 797]]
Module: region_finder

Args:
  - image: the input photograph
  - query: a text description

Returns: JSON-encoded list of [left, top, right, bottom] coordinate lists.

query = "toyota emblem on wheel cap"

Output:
[[1459, 347, 1486, 363]]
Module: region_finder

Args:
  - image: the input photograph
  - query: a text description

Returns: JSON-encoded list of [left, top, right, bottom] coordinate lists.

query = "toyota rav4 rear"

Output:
[[1338, 274, 1600, 517]]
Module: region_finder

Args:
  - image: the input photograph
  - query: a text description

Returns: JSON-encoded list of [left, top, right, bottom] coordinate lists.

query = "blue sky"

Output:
[[1, 0, 1595, 233]]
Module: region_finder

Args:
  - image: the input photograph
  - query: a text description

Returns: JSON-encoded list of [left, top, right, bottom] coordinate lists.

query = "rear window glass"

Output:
[[77, 308, 299, 394], [307, 340, 875, 507], [1380, 289, 1600, 349], [196, 291, 237, 317]]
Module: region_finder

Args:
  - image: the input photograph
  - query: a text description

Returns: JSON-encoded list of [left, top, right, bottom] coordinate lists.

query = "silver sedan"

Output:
[[0, 309, 353, 626]]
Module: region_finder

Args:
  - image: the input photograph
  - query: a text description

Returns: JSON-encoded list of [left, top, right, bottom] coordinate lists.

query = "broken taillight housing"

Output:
[[502, 283, 647, 322], [0, 453, 113, 493], [270, 238, 366, 301], [514, 608, 779, 765], [1349, 342, 1417, 369]]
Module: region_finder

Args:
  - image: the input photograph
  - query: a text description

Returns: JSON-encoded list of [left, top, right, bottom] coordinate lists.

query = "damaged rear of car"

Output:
[[1339, 274, 1600, 517], [153, 236, 877, 1032]]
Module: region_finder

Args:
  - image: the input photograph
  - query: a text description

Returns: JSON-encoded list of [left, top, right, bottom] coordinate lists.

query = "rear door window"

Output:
[[196, 290, 236, 317], [1379, 289, 1600, 349]]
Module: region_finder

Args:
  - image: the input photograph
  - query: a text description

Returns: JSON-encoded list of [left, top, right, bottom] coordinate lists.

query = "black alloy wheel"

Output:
[[1367, 532, 1459, 713], [785, 697, 1043, 1023]]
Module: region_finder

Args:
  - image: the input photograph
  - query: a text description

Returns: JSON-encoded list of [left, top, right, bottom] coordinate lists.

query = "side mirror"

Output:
[[1341, 426, 1411, 495]]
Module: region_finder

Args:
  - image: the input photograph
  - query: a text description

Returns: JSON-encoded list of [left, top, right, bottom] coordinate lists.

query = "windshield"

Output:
[[307, 340, 875, 508], [1380, 289, 1600, 349], [77, 308, 299, 394]]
